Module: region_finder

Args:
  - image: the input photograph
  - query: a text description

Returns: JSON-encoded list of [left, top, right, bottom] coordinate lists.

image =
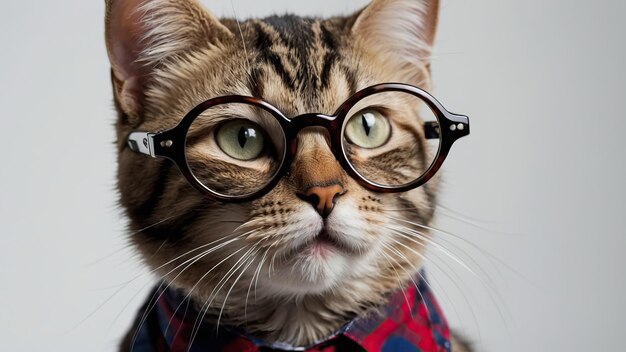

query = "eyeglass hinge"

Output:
[[127, 132, 157, 157]]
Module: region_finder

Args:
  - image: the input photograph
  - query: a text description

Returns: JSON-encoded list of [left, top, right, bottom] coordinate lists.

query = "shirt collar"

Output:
[[131, 272, 450, 352]]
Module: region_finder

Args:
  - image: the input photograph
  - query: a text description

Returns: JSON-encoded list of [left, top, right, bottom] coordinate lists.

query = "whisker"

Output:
[[378, 248, 415, 317], [269, 246, 279, 279], [71, 233, 232, 334], [384, 219, 513, 336], [160, 245, 252, 351], [230, 0, 251, 74], [386, 219, 515, 311], [389, 220, 501, 291], [381, 242, 435, 319], [187, 246, 258, 351], [86, 213, 178, 268], [390, 237, 462, 318], [258, 241, 279, 297], [85, 243, 133, 268], [102, 223, 248, 292], [130, 236, 248, 350], [245, 245, 270, 320], [161, 240, 258, 339], [383, 239, 463, 323], [386, 223, 479, 279], [389, 214, 534, 287], [217, 249, 259, 331], [126, 225, 258, 349], [384, 203, 520, 236], [435, 203, 494, 226], [162, 229, 271, 338], [376, 224, 481, 340]]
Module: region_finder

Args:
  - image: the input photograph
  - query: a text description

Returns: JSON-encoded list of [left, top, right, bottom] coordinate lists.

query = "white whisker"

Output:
[[187, 245, 258, 351], [230, 0, 251, 74], [389, 214, 533, 286], [378, 247, 416, 316], [245, 244, 270, 320], [380, 242, 430, 318], [383, 217, 512, 336], [376, 223, 482, 340], [217, 250, 258, 330], [130, 235, 249, 350]]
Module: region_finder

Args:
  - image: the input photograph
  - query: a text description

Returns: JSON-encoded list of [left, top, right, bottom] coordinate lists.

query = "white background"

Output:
[[1, 0, 625, 351]]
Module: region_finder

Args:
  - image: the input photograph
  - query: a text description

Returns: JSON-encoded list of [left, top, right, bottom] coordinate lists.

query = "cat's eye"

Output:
[[216, 120, 266, 161], [344, 109, 391, 149]]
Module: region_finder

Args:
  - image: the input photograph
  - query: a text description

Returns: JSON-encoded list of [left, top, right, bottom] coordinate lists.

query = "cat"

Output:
[[105, 0, 471, 351]]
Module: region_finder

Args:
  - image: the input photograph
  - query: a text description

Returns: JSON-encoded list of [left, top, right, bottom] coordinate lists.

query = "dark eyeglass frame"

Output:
[[127, 83, 470, 203]]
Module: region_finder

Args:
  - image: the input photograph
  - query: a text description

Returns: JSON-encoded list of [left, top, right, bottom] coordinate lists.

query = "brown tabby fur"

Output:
[[105, 0, 471, 350]]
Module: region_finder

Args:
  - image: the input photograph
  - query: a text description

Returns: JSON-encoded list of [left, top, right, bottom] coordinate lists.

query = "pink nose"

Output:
[[298, 184, 345, 218]]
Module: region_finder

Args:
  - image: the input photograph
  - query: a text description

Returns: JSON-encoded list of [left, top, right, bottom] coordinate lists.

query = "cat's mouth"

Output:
[[308, 230, 341, 256], [285, 228, 361, 260], [315, 230, 339, 246]]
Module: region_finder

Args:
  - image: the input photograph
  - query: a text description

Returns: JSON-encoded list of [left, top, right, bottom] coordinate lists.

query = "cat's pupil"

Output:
[[238, 127, 255, 148], [361, 113, 376, 136]]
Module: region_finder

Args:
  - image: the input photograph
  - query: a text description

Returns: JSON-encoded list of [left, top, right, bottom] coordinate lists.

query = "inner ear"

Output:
[[104, 0, 234, 120], [352, 0, 440, 85], [105, 0, 145, 83]]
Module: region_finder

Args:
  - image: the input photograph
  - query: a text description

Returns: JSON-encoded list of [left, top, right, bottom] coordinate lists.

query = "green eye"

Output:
[[344, 109, 391, 149], [216, 120, 266, 161]]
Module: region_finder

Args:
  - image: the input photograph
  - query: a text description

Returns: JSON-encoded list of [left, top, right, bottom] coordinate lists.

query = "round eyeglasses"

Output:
[[126, 83, 470, 202]]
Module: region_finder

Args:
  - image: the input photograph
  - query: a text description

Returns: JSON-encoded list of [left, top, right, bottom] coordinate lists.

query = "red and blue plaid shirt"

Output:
[[130, 273, 450, 352]]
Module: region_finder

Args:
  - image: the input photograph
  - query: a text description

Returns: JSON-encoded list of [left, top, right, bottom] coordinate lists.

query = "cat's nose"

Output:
[[298, 184, 346, 218]]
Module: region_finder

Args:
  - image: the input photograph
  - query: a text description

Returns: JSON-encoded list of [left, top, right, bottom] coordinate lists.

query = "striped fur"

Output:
[[103, 0, 469, 348]]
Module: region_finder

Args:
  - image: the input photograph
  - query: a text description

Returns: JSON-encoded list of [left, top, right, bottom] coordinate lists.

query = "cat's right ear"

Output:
[[352, 0, 439, 86], [105, 0, 233, 121]]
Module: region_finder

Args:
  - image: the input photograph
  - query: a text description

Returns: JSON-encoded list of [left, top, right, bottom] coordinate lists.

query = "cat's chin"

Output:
[[263, 246, 353, 295]]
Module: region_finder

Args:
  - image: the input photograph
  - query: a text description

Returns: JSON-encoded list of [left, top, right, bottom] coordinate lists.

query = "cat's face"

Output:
[[106, 0, 439, 330]]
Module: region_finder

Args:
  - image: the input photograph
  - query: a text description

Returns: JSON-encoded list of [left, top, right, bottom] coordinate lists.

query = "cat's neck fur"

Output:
[[186, 273, 399, 345]]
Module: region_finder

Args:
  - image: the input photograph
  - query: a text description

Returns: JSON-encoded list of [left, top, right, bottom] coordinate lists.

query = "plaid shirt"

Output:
[[130, 273, 450, 352]]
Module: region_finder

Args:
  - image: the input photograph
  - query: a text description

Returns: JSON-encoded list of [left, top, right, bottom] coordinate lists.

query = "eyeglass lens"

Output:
[[185, 102, 286, 197], [341, 90, 441, 187]]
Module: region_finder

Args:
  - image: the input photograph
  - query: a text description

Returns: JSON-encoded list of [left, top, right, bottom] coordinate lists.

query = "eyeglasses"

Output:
[[127, 83, 469, 202]]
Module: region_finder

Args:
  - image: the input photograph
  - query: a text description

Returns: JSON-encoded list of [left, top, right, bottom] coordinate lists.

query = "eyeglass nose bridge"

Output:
[[288, 112, 338, 131], [284, 112, 345, 157]]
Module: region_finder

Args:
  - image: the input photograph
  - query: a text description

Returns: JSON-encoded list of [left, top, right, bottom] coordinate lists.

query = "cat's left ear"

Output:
[[352, 0, 439, 85]]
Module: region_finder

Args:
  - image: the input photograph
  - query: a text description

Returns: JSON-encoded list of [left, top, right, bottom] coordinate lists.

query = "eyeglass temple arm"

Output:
[[423, 121, 441, 140], [127, 132, 157, 157]]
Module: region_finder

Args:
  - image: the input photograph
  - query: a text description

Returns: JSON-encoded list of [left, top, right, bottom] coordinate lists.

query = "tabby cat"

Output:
[[105, 0, 471, 350]]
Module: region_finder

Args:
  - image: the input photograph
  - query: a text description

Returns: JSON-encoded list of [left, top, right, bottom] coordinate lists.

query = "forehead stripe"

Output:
[[253, 22, 296, 91]]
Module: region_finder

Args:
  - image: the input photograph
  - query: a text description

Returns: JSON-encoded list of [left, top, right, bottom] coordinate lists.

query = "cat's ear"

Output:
[[105, 0, 233, 119], [352, 0, 439, 85]]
